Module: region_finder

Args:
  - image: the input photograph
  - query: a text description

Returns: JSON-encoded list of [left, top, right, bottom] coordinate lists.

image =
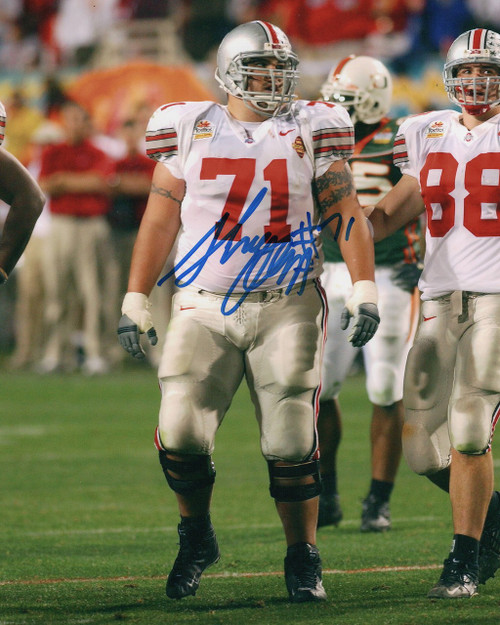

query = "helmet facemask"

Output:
[[228, 53, 299, 116], [443, 29, 500, 115], [445, 64, 500, 115]]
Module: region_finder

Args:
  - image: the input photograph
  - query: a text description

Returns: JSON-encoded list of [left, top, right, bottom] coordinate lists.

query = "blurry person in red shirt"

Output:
[[37, 100, 114, 374]]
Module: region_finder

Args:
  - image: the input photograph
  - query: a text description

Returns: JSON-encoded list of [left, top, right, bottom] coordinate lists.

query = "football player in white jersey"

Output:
[[0, 101, 44, 287], [117, 21, 379, 603], [315, 56, 421, 533], [368, 28, 500, 599]]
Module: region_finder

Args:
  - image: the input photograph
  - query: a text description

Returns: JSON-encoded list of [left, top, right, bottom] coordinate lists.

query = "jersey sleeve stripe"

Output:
[[312, 126, 354, 157], [145, 128, 178, 159], [393, 134, 408, 166], [0, 115, 5, 145]]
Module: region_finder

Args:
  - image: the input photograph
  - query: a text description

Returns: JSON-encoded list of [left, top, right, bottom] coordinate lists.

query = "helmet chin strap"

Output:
[[463, 103, 491, 115], [239, 95, 278, 118]]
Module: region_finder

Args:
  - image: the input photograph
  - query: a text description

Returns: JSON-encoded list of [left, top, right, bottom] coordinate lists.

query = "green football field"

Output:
[[1, 364, 499, 624]]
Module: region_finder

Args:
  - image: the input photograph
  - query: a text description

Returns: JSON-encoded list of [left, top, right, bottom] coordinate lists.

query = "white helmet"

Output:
[[320, 55, 392, 124], [215, 20, 299, 117], [443, 28, 500, 115]]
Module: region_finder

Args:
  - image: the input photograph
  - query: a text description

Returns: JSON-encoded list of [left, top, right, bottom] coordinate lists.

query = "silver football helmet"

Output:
[[443, 28, 500, 115], [320, 55, 392, 124], [215, 20, 299, 117]]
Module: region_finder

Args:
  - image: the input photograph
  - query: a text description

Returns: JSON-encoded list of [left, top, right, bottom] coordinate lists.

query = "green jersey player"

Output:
[[316, 55, 422, 532]]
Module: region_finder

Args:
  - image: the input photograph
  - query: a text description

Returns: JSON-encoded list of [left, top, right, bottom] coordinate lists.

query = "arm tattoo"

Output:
[[314, 167, 355, 213], [150, 182, 183, 207]]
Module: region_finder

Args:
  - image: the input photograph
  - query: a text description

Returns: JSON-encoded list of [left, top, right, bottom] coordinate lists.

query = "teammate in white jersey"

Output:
[[368, 28, 500, 599], [0, 101, 44, 287], [117, 20, 379, 603]]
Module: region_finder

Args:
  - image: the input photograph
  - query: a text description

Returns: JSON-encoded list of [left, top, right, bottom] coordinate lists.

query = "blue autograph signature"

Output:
[[158, 187, 354, 315]]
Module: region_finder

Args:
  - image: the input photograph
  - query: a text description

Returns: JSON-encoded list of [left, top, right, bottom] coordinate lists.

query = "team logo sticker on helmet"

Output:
[[426, 120, 446, 139], [193, 120, 215, 140]]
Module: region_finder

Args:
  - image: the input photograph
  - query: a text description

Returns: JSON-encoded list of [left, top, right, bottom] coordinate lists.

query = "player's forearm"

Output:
[[0, 186, 45, 275], [367, 206, 395, 242], [338, 220, 375, 283], [368, 174, 424, 241], [127, 216, 179, 296]]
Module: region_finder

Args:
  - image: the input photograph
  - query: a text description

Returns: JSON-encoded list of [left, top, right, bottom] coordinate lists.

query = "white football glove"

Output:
[[117, 292, 158, 359], [340, 280, 380, 347]]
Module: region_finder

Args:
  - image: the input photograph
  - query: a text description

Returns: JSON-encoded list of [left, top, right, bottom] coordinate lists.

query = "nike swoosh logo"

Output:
[[279, 129, 294, 136], [423, 315, 437, 322]]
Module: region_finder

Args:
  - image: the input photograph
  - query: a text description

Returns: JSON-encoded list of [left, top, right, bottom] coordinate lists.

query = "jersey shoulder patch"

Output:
[[394, 110, 458, 169], [145, 101, 215, 161], [294, 99, 354, 162]]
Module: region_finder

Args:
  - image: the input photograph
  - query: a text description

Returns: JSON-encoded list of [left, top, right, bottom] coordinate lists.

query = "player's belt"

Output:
[[197, 278, 316, 303], [435, 290, 491, 323]]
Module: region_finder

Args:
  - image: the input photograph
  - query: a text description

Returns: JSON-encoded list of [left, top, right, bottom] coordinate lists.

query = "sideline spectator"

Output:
[[53, 0, 121, 67], [467, 0, 500, 30], [179, 0, 236, 62], [9, 121, 62, 370], [37, 100, 114, 374]]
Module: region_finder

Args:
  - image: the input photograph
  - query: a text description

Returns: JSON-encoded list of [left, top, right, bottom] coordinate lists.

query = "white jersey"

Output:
[[146, 100, 353, 293], [394, 109, 500, 300]]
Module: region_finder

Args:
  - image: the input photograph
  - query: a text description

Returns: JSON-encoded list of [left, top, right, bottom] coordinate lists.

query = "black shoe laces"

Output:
[[291, 551, 321, 587], [440, 558, 478, 585]]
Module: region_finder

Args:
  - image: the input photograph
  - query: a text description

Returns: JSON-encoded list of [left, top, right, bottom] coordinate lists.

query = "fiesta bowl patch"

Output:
[[193, 120, 214, 140], [426, 120, 445, 138]]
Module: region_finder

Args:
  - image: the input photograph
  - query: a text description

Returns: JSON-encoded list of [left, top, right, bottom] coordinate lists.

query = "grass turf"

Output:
[[0, 365, 499, 624]]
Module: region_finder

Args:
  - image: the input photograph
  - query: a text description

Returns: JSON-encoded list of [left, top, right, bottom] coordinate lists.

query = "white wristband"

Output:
[[121, 292, 154, 332], [346, 280, 378, 314]]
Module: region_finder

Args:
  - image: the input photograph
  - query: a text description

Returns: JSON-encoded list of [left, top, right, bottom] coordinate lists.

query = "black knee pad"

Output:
[[159, 451, 216, 495], [268, 459, 322, 502]]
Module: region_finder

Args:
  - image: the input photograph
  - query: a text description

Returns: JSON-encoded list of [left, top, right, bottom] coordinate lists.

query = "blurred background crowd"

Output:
[[0, 0, 497, 373]]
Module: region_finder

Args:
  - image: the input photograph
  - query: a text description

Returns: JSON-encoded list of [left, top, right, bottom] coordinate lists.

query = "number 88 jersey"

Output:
[[393, 109, 500, 300]]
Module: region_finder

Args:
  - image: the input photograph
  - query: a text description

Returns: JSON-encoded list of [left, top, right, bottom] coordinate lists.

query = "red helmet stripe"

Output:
[[259, 21, 280, 45], [332, 55, 355, 77], [471, 28, 486, 50]]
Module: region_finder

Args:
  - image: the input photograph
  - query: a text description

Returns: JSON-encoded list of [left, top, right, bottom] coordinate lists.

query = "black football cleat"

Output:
[[166, 520, 220, 599], [284, 542, 327, 603], [360, 493, 391, 532]]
